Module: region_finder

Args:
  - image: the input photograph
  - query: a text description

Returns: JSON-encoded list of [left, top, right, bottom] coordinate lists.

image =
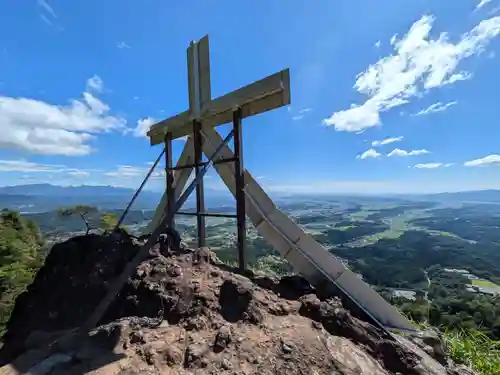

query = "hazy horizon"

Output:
[[4, 181, 500, 197]]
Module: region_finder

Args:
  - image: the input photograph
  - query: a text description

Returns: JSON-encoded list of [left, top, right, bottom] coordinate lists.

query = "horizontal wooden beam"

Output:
[[147, 68, 290, 146]]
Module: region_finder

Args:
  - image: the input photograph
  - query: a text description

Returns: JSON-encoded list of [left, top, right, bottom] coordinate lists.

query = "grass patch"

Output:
[[471, 279, 500, 288], [349, 229, 405, 246], [444, 329, 500, 375], [401, 316, 500, 375], [335, 225, 355, 230]]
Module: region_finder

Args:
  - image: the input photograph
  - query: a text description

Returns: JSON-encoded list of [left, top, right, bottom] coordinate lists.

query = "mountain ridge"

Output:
[[0, 184, 233, 212], [3, 184, 500, 214], [0, 183, 150, 196], [4, 183, 500, 198]]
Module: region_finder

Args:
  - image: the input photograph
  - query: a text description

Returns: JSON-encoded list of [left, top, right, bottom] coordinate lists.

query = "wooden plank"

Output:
[[148, 110, 190, 144], [148, 69, 290, 145], [199, 68, 287, 118], [197, 35, 211, 107], [187, 42, 197, 115]]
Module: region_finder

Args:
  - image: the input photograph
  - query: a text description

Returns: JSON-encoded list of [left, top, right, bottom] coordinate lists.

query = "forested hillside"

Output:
[[0, 210, 47, 333]]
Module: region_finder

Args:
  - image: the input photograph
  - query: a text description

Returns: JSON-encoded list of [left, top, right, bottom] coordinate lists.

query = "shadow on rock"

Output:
[[219, 278, 252, 322]]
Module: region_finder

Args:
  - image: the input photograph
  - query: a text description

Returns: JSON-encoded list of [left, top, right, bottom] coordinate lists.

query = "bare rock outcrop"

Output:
[[0, 234, 475, 374]]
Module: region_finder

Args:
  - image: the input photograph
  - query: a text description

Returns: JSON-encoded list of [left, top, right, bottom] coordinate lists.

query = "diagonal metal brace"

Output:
[[81, 129, 235, 332], [114, 149, 166, 230]]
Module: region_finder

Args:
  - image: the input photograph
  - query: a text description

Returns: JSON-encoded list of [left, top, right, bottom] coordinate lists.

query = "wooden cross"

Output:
[[147, 35, 290, 269], [147, 35, 290, 144]]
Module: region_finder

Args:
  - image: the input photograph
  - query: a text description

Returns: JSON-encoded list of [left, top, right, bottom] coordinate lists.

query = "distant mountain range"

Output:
[[2, 183, 500, 214], [422, 189, 500, 203], [0, 184, 158, 212], [389, 189, 500, 204], [0, 183, 233, 213], [0, 184, 139, 197]]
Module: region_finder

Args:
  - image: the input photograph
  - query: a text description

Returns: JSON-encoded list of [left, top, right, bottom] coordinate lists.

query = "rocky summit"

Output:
[[0, 233, 475, 374]]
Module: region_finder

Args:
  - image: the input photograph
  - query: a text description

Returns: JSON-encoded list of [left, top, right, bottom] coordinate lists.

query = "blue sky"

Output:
[[1, 0, 500, 194]]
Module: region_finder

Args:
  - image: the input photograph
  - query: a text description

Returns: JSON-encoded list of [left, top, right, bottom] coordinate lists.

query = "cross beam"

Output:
[[146, 35, 290, 145]]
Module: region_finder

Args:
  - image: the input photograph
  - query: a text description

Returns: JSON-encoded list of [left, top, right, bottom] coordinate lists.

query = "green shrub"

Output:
[[0, 210, 46, 334]]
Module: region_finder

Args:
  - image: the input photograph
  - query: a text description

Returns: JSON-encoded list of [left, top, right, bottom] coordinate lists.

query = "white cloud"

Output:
[[86, 75, 104, 93], [387, 148, 430, 157], [412, 101, 457, 116], [0, 159, 171, 187], [0, 160, 64, 173], [291, 108, 313, 121], [38, 0, 57, 18], [131, 117, 156, 138], [82, 92, 109, 114], [117, 41, 132, 49], [128, 117, 188, 142], [323, 14, 500, 132], [104, 165, 143, 178], [477, 0, 493, 10], [357, 149, 382, 159], [375, 40, 381, 48], [414, 163, 443, 169], [464, 154, 500, 166], [0, 76, 125, 156], [40, 14, 53, 26], [67, 170, 90, 178], [104, 165, 164, 180], [371, 136, 403, 147], [413, 162, 453, 169], [0, 160, 96, 182]]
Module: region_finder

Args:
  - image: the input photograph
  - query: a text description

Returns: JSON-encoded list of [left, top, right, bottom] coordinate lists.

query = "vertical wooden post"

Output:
[[165, 132, 175, 229], [193, 120, 206, 247], [233, 109, 246, 270]]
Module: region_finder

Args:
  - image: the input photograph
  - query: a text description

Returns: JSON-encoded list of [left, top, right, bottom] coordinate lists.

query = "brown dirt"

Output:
[[0, 234, 475, 374]]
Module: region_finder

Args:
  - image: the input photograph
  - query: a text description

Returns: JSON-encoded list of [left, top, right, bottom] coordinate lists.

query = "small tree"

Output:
[[58, 205, 98, 235], [99, 212, 118, 232], [99, 212, 129, 234]]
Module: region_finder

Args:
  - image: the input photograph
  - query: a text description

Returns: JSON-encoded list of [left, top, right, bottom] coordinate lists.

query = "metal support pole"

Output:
[[115, 149, 165, 230], [233, 109, 246, 271], [165, 132, 175, 229], [193, 120, 206, 247]]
